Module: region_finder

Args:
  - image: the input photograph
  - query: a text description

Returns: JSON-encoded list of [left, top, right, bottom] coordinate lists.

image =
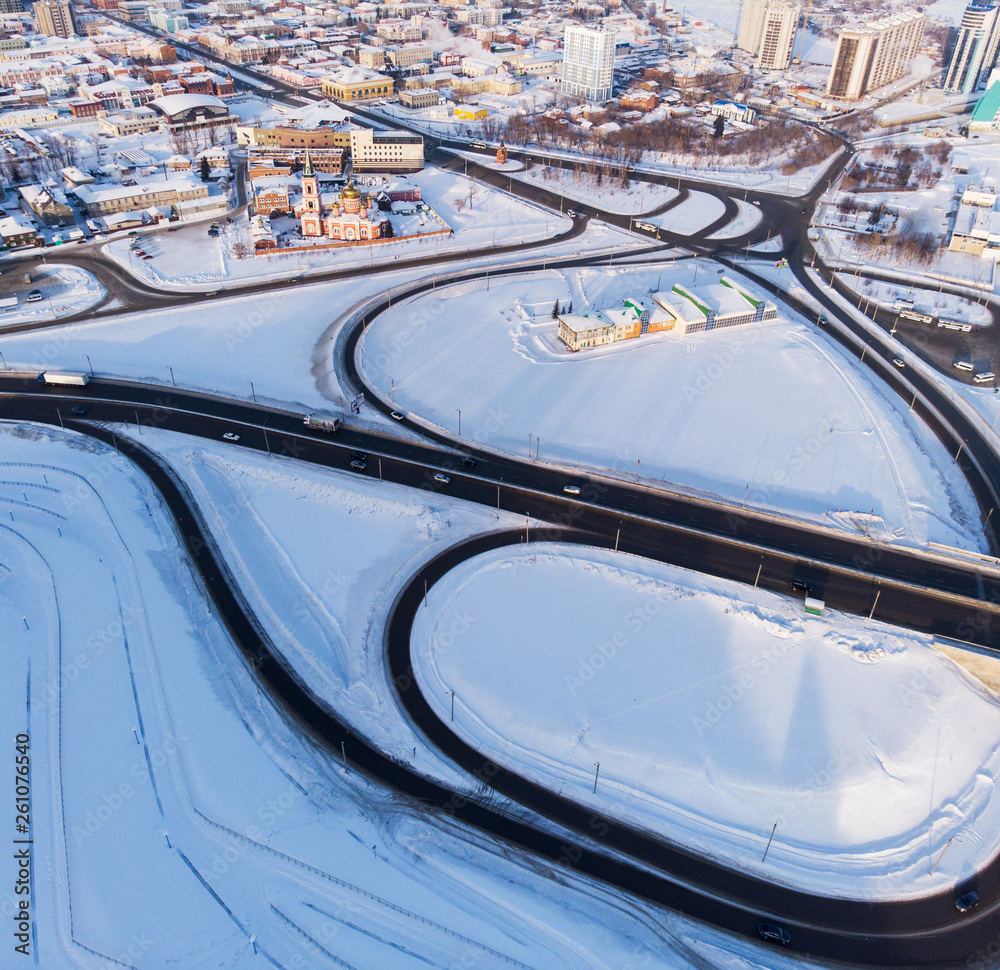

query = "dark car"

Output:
[[350, 459, 367, 470], [70, 406, 87, 415], [460, 457, 477, 467], [791, 580, 812, 594], [757, 923, 791, 945], [351, 451, 367, 462], [956, 892, 980, 913]]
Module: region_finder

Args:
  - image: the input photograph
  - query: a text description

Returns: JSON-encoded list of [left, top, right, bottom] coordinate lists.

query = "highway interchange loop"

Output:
[[3, 128, 1000, 966]]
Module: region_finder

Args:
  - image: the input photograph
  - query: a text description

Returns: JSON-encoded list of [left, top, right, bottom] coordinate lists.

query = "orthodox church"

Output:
[[298, 150, 388, 242]]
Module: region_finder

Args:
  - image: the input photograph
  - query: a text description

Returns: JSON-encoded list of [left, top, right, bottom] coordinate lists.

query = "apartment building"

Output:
[[943, 2, 1000, 94], [737, 0, 800, 70], [827, 10, 925, 100], [561, 24, 616, 102], [32, 0, 73, 37]]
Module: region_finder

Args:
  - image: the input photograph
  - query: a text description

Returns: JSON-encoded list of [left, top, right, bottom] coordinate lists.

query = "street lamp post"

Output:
[[85, 354, 93, 376], [457, 409, 461, 436]]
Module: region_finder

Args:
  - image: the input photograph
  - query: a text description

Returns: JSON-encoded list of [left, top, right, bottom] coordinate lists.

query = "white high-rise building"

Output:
[[943, 2, 1000, 94], [827, 9, 925, 100], [737, 0, 800, 70], [562, 24, 616, 103]]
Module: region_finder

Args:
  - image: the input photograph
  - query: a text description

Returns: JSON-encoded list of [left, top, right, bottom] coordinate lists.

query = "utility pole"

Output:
[[450, 690, 455, 721], [869, 588, 881, 621]]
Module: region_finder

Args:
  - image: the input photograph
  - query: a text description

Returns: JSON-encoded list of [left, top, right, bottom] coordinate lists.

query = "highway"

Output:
[[4, 46, 1000, 961], [5, 376, 1000, 966]]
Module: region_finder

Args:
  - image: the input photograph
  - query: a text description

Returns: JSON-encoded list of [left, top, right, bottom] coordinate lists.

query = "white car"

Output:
[[433, 473, 450, 484], [223, 432, 240, 442], [563, 484, 582, 496]]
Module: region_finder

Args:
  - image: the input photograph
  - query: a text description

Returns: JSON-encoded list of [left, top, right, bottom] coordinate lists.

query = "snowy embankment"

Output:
[[0, 421, 724, 969], [412, 543, 1000, 899], [508, 164, 680, 215], [360, 263, 985, 552]]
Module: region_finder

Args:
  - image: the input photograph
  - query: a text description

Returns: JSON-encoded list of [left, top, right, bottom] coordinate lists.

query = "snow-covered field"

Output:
[[0, 263, 105, 324], [2, 422, 780, 969], [510, 164, 680, 215], [0, 280, 371, 413], [412, 543, 1000, 898], [360, 262, 985, 550], [706, 200, 763, 240], [647, 191, 728, 234]]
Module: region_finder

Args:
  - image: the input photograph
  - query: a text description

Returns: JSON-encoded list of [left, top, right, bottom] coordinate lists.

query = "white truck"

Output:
[[303, 414, 339, 433], [37, 371, 89, 386]]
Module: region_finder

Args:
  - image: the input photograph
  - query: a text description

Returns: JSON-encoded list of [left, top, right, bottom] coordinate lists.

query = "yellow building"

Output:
[[320, 67, 394, 101], [454, 104, 488, 120]]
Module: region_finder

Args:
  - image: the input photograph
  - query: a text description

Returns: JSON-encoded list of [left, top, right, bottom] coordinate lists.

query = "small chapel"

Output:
[[298, 150, 388, 242]]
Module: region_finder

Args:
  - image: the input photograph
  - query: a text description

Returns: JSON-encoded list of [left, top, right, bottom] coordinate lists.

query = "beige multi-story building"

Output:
[[349, 127, 423, 173], [737, 0, 799, 70], [387, 43, 433, 67], [32, 0, 73, 37], [74, 176, 209, 216], [827, 10, 925, 100]]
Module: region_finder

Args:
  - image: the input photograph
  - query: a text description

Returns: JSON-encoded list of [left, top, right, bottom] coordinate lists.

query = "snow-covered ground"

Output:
[[100, 166, 572, 290], [837, 275, 992, 327], [0, 279, 379, 416], [0, 263, 104, 325], [360, 262, 984, 551], [2, 421, 788, 969], [412, 543, 1000, 899], [647, 191, 728, 234], [706, 200, 763, 240], [509, 164, 680, 215]]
